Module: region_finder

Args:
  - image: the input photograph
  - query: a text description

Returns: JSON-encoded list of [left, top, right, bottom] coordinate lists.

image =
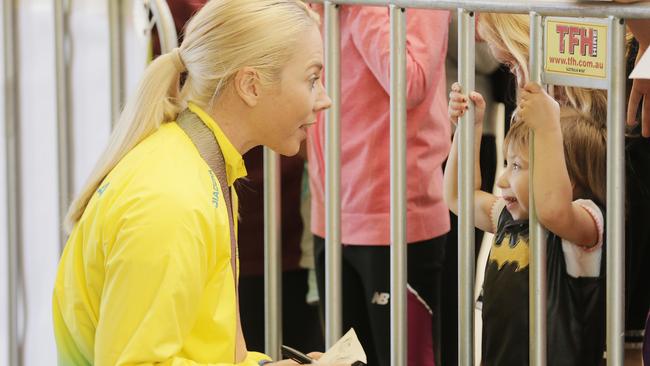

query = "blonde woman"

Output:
[[52, 1, 335, 365]]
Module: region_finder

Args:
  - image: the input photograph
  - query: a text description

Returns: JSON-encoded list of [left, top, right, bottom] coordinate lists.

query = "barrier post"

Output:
[[606, 15, 626, 366], [109, 0, 124, 126], [324, 0, 343, 347], [528, 12, 548, 366], [3, 0, 21, 364], [389, 5, 407, 366], [55, 0, 73, 251], [263, 147, 282, 359], [457, 9, 476, 366]]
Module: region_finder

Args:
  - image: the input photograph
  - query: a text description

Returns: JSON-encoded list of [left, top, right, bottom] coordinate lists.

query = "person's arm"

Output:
[[347, 6, 449, 109], [612, 0, 650, 136], [518, 83, 599, 247], [627, 42, 650, 137], [94, 193, 269, 366], [443, 83, 498, 233]]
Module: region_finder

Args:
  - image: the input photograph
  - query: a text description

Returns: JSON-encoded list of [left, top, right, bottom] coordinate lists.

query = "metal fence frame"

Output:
[[305, 1, 650, 366]]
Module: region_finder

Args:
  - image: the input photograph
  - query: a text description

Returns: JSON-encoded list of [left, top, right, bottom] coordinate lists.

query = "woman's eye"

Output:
[[310, 76, 320, 89]]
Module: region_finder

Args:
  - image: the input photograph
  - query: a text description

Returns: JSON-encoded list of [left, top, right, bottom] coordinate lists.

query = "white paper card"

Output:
[[630, 50, 650, 79], [316, 328, 367, 365]]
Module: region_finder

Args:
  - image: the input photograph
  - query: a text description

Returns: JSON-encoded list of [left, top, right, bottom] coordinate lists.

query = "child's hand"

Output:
[[518, 82, 560, 131], [448, 82, 486, 127]]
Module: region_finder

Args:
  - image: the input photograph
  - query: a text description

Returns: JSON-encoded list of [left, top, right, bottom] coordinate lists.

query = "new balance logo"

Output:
[[371, 292, 390, 305]]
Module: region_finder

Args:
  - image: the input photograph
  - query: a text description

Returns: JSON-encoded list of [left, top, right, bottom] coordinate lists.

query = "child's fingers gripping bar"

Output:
[[281, 345, 314, 364]]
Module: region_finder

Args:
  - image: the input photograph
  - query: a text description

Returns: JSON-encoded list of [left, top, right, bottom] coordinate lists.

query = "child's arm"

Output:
[[443, 83, 498, 233], [519, 82, 599, 247]]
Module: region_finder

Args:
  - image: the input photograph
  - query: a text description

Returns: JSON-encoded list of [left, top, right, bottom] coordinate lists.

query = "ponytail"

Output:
[[64, 51, 185, 233]]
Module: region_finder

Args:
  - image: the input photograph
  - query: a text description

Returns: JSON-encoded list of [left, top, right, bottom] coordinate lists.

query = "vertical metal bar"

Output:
[[263, 148, 282, 359], [606, 16, 625, 366], [55, 0, 73, 251], [389, 5, 407, 366], [324, 1, 342, 348], [3, 0, 21, 364], [108, 0, 124, 126], [528, 12, 547, 366], [457, 9, 475, 366], [150, 0, 178, 54]]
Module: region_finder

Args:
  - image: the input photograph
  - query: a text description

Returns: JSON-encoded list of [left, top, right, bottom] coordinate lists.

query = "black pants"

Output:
[[239, 269, 324, 353], [314, 235, 446, 366]]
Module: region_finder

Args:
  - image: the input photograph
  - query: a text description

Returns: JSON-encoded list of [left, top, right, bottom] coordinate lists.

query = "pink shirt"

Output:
[[308, 6, 451, 245]]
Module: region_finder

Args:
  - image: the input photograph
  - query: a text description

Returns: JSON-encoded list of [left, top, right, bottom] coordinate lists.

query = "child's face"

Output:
[[496, 144, 530, 220]]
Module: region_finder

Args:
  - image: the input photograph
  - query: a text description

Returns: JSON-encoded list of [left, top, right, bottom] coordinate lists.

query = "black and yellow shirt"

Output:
[[53, 103, 270, 365], [481, 198, 605, 366]]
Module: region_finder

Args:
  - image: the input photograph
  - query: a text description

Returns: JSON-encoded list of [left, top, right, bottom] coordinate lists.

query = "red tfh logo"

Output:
[[556, 25, 598, 57]]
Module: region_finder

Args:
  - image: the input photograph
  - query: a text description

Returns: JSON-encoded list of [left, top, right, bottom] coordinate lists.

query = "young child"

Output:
[[444, 82, 607, 365]]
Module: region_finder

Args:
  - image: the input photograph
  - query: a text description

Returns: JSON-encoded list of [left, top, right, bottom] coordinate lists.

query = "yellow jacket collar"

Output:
[[188, 102, 247, 186]]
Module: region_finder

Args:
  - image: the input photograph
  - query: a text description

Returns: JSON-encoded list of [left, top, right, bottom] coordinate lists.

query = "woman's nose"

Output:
[[316, 92, 332, 112]]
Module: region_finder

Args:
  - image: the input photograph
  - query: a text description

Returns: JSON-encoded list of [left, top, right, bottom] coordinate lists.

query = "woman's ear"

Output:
[[234, 67, 261, 107]]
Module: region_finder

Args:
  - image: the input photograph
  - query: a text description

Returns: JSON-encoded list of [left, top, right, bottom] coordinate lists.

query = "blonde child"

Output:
[[444, 82, 606, 365]]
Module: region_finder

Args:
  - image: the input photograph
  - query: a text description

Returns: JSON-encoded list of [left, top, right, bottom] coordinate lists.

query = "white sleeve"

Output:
[[561, 199, 604, 278]]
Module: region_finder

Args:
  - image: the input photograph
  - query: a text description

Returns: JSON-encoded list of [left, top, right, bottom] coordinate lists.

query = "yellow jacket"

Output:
[[53, 103, 270, 366]]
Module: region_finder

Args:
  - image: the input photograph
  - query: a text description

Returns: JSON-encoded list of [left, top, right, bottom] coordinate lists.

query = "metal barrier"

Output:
[[528, 12, 547, 366], [457, 10, 476, 366], [606, 16, 627, 366], [264, 149, 282, 359], [3, 1, 20, 365], [109, 0, 124, 127], [323, 1, 343, 350], [307, 1, 650, 366], [55, 0, 73, 252], [389, 6, 408, 366], [108, 0, 178, 127]]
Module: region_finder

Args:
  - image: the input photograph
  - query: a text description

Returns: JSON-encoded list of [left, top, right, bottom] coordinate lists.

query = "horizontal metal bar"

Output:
[[307, 0, 650, 18]]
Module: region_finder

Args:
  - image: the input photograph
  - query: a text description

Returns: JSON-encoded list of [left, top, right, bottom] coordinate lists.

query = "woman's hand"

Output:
[[448, 82, 486, 126], [518, 82, 560, 132]]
